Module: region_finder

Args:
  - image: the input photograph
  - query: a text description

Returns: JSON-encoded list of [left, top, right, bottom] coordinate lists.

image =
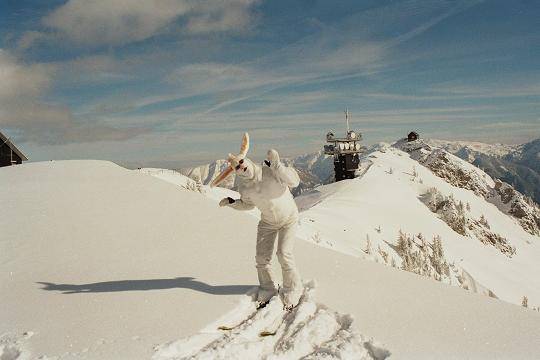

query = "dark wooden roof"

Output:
[[0, 130, 28, 161]]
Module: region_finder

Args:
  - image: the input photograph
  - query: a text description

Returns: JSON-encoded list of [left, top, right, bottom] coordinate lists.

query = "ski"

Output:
[[258, 309, 289, 337], [258, 305, 297, 337], [217, 300, 270, 331], [258, 293, 305, 337]]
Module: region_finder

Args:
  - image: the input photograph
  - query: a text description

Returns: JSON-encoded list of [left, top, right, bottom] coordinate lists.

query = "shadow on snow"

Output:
[[37, 277, 255, 295]]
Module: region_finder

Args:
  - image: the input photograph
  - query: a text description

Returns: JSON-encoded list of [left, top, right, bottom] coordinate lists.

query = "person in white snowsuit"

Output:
[[214, 134, 302, 309]]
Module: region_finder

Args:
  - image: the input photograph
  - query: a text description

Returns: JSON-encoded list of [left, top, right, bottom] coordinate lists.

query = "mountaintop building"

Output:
[[0, 130, 28, 167], [407, 131, 419, 142]]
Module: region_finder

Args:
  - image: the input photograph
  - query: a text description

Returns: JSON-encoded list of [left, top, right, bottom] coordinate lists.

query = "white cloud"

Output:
[[16, 31, 48, 51], [56, 54, 134, 85], [0, 49, 146, 144], [431, 82, 540, 99], [43, 0, 259, 46], [166, 62, 298, 95], [0, 50, 51, 102], [186, 0, 257, 34]]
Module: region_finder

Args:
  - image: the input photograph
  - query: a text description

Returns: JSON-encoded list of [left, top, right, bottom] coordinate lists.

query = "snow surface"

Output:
[[178, 159, 234, 189], [2, 160, 540, 359], [138, 168, 196, 189], [153, 282, 389, 360]]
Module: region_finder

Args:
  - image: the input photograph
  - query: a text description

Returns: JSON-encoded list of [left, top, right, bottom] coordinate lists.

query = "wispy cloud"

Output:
[[42, 0, 259, 46], [430, 82, 540, 99], [0, 49, 148, 144]]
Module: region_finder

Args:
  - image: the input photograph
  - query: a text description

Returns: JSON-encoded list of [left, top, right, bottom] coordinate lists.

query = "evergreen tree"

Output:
[[364, 234, 372, 255]]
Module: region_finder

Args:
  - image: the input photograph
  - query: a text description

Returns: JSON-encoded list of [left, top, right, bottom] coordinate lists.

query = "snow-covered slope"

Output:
[[294, 142, 540, 309], [138, 167, 202, 190], [178, 159, 233, 189], [153, 282, 389, 360], [3, 160, 540, 359]]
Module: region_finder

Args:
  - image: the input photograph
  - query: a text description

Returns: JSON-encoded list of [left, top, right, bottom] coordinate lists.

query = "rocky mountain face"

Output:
[[487, 180, 540, 236], [397, 138, 540, 236], [427, 138, 540, 204]]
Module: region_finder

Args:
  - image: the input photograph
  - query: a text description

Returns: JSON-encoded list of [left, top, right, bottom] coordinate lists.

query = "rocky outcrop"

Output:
[[488, 180, 540, 236]]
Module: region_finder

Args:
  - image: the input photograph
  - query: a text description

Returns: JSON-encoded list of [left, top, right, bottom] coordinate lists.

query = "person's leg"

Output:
[[256, 221, 278, 302], [276, 220, 302, 307]]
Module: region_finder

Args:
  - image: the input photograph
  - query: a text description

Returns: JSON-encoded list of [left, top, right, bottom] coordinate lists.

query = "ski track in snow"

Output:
[[0, 332, 32, 360], [153, 282, 389, 360]]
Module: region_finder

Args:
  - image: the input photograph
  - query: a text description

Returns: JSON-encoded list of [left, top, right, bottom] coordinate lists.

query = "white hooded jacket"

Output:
[[230, 158, 300, 225]]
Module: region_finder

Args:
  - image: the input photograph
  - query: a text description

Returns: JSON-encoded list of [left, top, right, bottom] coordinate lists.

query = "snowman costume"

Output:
[[213, 133, 302, 308]]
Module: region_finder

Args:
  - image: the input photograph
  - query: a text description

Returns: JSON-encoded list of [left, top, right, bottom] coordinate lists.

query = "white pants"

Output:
[[255, 217, 302, 305]]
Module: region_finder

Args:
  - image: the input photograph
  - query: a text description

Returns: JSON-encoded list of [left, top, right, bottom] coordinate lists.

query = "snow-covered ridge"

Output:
[[396, 138, 495, 196], [178, 159, 234, 189], [138, 167, 203, 192], [294, 143, 540, 308]]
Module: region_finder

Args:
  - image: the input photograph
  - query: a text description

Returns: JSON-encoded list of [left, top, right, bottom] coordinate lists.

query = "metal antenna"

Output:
[[344, 109, 350, 133]]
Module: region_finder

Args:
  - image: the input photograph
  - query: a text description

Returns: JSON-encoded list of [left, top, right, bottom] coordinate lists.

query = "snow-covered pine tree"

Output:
[[378, 245, 389, 264], [429, 235, 450, 279], [479, 214, 489, 228], [364, 234, 372, 255]]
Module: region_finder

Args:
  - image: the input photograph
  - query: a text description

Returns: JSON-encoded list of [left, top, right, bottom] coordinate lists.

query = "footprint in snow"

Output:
[[153, 281, 390, 360]]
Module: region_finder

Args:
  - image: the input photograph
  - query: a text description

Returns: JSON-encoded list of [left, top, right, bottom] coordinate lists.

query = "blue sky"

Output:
[[1, 0, 539, 167]]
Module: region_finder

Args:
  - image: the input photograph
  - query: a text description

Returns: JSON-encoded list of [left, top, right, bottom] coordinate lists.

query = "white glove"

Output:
[[219, 197, 235, 207], [265, 149, 280, 169]]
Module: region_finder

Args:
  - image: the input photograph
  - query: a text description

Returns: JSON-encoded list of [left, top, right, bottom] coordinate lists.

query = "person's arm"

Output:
[[219, 196, 255, 211], [266, 149, 300, 188]]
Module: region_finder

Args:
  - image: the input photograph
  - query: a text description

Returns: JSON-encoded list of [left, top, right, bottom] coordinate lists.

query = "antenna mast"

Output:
[[324, 110, 365, 182], [344, 108, 350, 133]]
